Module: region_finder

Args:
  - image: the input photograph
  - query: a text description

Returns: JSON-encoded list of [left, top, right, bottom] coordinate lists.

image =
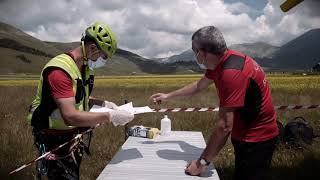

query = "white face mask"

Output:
[[88, 57, 107, 69], [196, 60, 207, 69], [194, 52, 207, 69]]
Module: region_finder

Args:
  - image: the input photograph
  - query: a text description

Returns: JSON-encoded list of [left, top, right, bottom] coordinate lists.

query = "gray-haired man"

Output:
[[150, 26, 279, 180]]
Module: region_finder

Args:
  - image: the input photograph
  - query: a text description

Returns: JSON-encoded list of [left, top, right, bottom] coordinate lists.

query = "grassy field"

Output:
[[1, 74, 320, 180]]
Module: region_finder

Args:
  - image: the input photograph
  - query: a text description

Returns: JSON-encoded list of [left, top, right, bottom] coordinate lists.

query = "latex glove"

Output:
[[109, 110, 134, 126], [103, 101, 119, 110]]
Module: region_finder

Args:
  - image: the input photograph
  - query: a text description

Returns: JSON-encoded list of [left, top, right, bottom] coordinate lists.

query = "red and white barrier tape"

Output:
[[152, 105, 320, 112], [152, 107, 219, 112], [9, 134, 82, 175], [275, 105, 320, 110], [9, 104, 320, 175], [9, 124, 99, 175]]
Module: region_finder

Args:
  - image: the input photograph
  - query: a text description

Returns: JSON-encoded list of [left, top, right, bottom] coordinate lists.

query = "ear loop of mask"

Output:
[[195, 51, 203, 64], [80, 36, 88, 110]]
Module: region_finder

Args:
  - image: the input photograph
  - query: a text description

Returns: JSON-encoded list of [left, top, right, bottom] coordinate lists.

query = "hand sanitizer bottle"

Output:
[[161, 115, 171, 136]]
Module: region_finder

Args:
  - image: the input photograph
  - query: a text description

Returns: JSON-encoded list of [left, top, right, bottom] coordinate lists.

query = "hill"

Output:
[[229, 42, 279, 59], [1, 21, 319, 74], [270, 29, 320, 70], [0, 22, 168, 75], [46, 41, 146, 75], [162, 42, 278, 64], [0, 20, 199, 75], [46, 41, 189, 74], [163, 30, 320, 72], [0, 22, 62, 74]]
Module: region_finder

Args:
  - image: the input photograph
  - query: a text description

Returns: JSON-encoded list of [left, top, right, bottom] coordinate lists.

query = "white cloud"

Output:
[[0, 0, 319, 58], [226, 2, 253, 15]]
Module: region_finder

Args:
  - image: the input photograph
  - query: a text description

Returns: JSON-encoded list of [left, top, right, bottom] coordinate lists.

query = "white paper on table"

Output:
[[133, 106, 154, 114], [89, 102, 154, 115]]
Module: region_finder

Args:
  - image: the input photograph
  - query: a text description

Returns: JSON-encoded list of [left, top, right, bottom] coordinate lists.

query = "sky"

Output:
[[0, 0, 319, 58]]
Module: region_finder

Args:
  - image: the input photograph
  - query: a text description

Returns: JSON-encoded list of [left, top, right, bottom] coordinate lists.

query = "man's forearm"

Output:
[[64, 111, 110, 127], [56, 97, 111, 127], [201, 109, 234, 161], [201, 127, 230, 161]]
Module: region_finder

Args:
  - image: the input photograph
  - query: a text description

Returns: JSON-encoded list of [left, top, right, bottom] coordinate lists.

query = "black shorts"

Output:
[[232, 136, 278, 180]]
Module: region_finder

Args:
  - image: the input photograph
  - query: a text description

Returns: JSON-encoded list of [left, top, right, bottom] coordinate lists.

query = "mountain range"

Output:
[[162, 29, 320, 72], [258, 29, 320, 70], [0, 21, 319, 75]]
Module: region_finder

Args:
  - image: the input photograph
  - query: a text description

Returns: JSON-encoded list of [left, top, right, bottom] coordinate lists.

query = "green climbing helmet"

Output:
[[85, 22, 117, 58]]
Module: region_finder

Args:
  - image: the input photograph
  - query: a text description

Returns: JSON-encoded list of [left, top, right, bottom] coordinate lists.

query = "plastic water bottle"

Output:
[[161, 115, 171, 136]]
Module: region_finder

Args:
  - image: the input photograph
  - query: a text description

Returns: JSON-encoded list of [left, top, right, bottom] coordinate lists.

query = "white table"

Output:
[[97, 131, 220, 180]]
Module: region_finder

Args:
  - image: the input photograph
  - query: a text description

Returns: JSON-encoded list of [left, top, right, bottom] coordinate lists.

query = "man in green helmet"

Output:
[[28, 22, 134, 179]]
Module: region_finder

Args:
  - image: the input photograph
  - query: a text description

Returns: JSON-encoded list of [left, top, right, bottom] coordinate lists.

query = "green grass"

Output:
[[1, 75, 320, 180]]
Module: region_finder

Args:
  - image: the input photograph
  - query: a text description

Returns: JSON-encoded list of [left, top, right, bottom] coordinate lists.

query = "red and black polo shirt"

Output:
[[205, 49, 279, 142]]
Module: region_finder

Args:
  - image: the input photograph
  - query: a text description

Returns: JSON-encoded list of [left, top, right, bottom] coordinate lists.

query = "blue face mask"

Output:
[[88, 57, 107, 69]]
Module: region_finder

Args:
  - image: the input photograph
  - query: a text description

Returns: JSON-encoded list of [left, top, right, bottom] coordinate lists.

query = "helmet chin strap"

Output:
[[80, 40, 88, 111], [81, 40, 88, 66]]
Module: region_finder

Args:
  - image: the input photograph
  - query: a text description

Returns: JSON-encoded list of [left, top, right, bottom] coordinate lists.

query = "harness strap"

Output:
[[41, 134, 90, 166], [37, 144, 48, 176]]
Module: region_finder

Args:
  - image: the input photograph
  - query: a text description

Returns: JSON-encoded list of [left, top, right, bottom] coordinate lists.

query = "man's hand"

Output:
[[103, 101, 119, 110], [108, 110, 134, 126], [150, 93, 170, 104], [185, 160, 208, 176]]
